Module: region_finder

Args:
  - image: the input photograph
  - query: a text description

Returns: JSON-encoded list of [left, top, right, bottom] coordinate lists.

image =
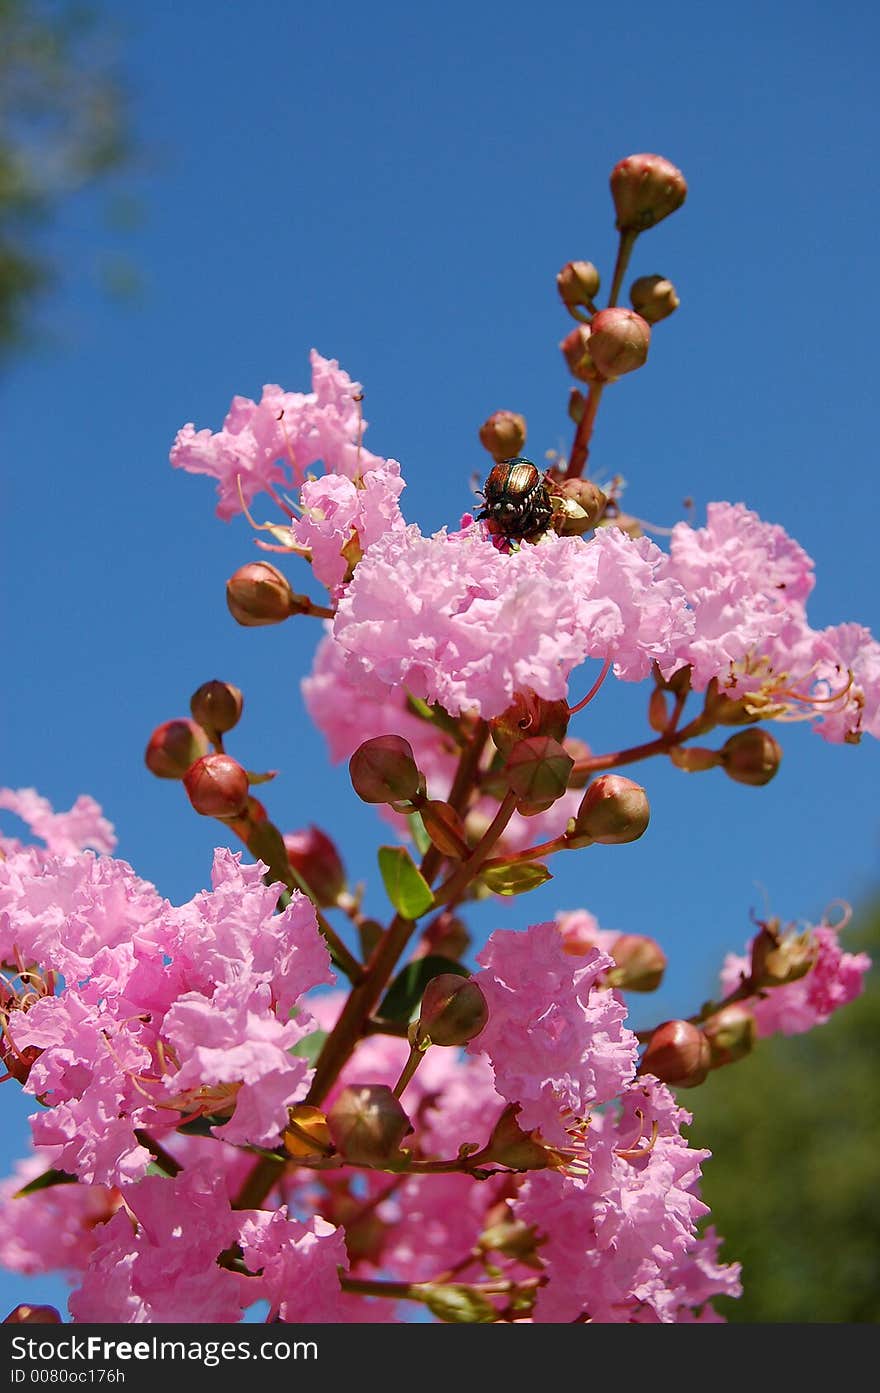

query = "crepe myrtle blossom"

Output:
[[468, 921, 638, 1149], [662, 503, 880, 742], [514, 1077, 742, 1322], [0, 787, 116, 858], [331, 519, 694, 720], [720, 920, 870, 1038], [170, 350, 390, 520], [290, 459, 406, 596]]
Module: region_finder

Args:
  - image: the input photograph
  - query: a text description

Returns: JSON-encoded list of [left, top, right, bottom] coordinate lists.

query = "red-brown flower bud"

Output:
[[639, 1019, 710, 1087], [573, 775, 650, 844], [504, 736, 574, 812], [415, 974, 489, 1047], [557, 260, 601, 310], [226, 562, 297, 626], [610, 153, 687, 233], [548, 478, 607, 536], [560, 324, 602, 384], [349, 735, 424, 805], [478, 410, 527, 463], [490, 689, 570, 757], [586, 308, 651, 380], [283, 825, 346, 906], [607, 933, 667, 992], [326, 1084, 411, 1165], [720, 729, 782, 786], [3, 1304, 62, 1324], [668, 745, 721, 772], [144, 718, 210, 780], [629, 274, 680, 324], [189, 680, 244, 740], [183, 753, 249, 818], [703, 1004, 756, 1067]]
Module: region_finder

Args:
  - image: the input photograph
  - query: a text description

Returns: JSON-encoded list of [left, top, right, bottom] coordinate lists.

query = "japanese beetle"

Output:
[[476, 457, 553, 543]]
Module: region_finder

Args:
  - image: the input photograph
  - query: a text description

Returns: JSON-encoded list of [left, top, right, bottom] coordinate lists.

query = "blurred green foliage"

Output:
[[0, 0, 131, 351], [688, 905, 879, 1322]]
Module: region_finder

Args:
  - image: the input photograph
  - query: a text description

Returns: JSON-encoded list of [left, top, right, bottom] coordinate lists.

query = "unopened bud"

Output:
[[560, 324, 602, 384], [557, 260, 601, 310], [183, 753, 249, 818], [326, 1084, 411, 1165], [573, 775, 650, 844], [190, 680, 244, 740], [610, 153, 687, 233], [3, 1305, 62, 1324], [283, 825, 346, 906], [349, 735, 424, 805], [548, 478, 607, 535], [587, 308, 651, 380], [415, 973, 489, 1046], [720, 729, 782, 786], [144, 718, 210, 779], [479, 410, 527, 463], [607, 933, 667, 992], [703, 1004, 755, 1067], [490, 689, 570, 757], [226, 562, 297, 626], [629, 274, 680, 324], [505, 736, 574, 812], [639, 1019, 710, 1087]]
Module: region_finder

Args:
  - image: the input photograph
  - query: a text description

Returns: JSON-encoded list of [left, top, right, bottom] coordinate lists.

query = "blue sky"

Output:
[[2, 0, 879, 1316]]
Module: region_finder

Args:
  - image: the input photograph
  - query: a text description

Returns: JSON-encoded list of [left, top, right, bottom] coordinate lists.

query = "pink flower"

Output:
[[331, 522, 693, 719], [720, 921, 870, 1037], [170, 351, 388, 520], [468, 921, 638, 1146], [291, 460, 406, 595], [0, 787, 116, 857], [68, 1168, 244, 1323], [239, 1209, 347, 1322], [0, 1154, 119, 1277], [554, 908, 620, 958], [515, 1077, 740, 1322]]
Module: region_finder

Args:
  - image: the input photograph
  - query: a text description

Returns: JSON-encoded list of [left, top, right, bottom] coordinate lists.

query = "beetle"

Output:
[[476, 457, 553, 543]]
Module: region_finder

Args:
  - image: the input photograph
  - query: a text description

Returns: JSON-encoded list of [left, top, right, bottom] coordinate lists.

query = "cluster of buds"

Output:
[[145, 679, 253, 820]]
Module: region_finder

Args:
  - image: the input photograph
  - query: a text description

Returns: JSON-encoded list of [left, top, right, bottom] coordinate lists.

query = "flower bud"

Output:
[[504, 736, 574, 811], [639, 1019, 710, 1087], [490, 689, 570, 757], [283, 825, 346, 906], [414, 910, 471, 962], [607, 933, 667, 992], [144, 718, 210, 779], [573, 775, 650, 844], [189, 679, 244, 740], [3, 1304, 62, 1324], [629, 274, 680, 324], [415, 973, 489, 1047], [720, 729, 782, 786], [557, 260, 601, 310], [703, 1004, 755, 1067], [183, 753, 249, 818], [349, 735, 424, 805], [548, 478, 607, 535], [326, 1084, 411, 1165], [479, 410, 527, 463], [226, 562, 297, 626], [610, 153, 687, 233], [586, 308, 651, 380], [560, 324, 602, 384]]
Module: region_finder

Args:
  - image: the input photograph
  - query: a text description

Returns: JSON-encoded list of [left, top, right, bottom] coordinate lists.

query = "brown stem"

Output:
[[566, 382, 604, 480], [571, 712, 715, 778], [607, 228, 637, 309], [430, 790, 519, 908]]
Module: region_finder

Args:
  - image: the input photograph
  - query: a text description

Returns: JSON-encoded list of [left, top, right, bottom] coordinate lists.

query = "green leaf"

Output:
[[407, 811, 431, 857], [419, 1283, 497, 1323], [290, 1029, 328, 1066], [480, 862, 552, 896], [379, 956, 469, 1022], [378, 845, 435, 919], [14, 1167, 77, 1198]]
